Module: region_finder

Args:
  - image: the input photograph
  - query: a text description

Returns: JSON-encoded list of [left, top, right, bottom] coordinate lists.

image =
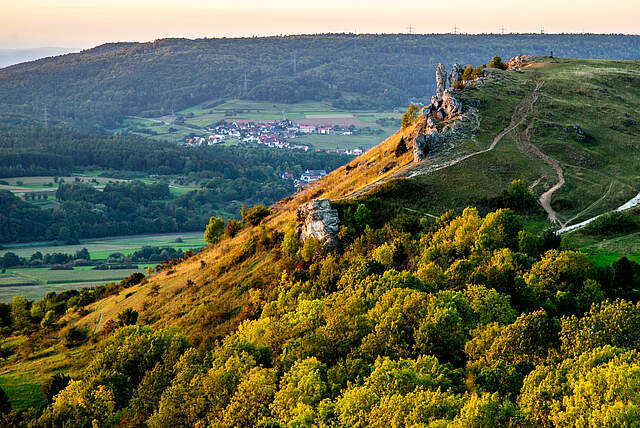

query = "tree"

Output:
[[41, 373, 71, 406], [525, 249, 598, 313], [74, 247, 90, 260], [204, 216, 225, 245], [354, 204, 373, 230], [452, 393, 524, 427], [271, 357, 327, 425], [242, 205, 271, 226], [10, 295, 30, 331], [41, 310, 56, 329], [560, 299, 640, 358], [222, 367, 278, 427], [401, 104, 420, 128], [475, 208, 523, 252], [501, 179, 536, 212], [462, 64, 474, 81], [489, 56, 507, 70], [395, 136, 408, 157], [519, 346, 640, 427], [414, 291, 475, 363]]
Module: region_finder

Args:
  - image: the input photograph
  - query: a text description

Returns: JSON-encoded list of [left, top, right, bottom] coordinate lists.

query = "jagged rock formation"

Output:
[[449, 63, 463, 88], [436, 63, 447, 99], [413, 123, 446, 160], [413, 64, 466, 161], [506, 55, 531, 70], [296, 199, 339, 247]]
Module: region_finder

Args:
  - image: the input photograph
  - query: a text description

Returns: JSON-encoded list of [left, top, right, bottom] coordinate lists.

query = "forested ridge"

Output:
[[1, 34, 639, 127]]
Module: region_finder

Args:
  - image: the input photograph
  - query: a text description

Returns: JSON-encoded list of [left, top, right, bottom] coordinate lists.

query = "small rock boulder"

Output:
[[296, 199, 340, 247]]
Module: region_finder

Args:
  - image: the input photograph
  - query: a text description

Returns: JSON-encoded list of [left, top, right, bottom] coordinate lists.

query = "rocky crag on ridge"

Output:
[[412, 63, 468, 161]]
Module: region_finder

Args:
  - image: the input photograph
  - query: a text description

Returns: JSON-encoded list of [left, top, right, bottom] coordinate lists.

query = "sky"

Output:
[[1, 0, 639, 49]]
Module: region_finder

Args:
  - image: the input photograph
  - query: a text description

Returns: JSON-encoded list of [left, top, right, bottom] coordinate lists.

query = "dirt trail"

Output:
[[563, 181, 614, 227], [518, 117, 565, 225], [340, 81, 545, 200], [93, 311, 103, 334]]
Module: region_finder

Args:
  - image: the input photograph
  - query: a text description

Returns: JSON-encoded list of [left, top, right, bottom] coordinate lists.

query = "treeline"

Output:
[[1, 34, 640, 126], [4, 204, 640, 425], [0, 178, 274, 243], [0, 246, 194, 269]]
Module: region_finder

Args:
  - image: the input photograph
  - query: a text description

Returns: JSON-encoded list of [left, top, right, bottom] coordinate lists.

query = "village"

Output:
[[184, 119, 366, 156]]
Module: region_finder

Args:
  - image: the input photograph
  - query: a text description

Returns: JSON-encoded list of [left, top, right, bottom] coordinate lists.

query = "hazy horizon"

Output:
[[1, 0, 638, 49]]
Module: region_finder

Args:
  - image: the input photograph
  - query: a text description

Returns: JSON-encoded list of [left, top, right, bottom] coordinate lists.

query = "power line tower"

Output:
[[43, 104, 49, 128], [453, 24, 458, 35], [241, 71, 251, 98], [501, 25, 505, 35], [407, 24, 414, 35], [540, 27, 545, 35]]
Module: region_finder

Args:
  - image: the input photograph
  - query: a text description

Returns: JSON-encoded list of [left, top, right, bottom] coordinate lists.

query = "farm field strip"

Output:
[[1, 232, 206, 259]]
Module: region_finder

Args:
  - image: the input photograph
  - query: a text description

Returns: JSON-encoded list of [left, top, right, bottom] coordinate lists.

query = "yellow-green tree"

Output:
[[401, 104, 420, 128], [204, 216, 225, 245]]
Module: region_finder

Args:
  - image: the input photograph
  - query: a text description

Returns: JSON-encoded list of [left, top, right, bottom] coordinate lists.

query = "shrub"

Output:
[[395, 137, 408, 157], [63, 327, 88, 348], [116, 308, 138, 327], [121, 272, 145, 288], [584, 212, 638, 236], [489, 56, 507, 70], [242, 205, 271, 226]]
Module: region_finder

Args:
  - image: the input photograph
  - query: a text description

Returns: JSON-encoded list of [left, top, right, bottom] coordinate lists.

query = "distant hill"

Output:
[[0, 34, 639, 128], [0, 47, 77, 69]]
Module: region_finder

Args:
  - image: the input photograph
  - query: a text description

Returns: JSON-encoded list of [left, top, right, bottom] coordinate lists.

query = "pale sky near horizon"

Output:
[[1, 0, 639, 49]]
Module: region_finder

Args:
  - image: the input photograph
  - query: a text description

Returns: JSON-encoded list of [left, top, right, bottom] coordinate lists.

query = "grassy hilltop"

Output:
[[1, 57, 640, 426]]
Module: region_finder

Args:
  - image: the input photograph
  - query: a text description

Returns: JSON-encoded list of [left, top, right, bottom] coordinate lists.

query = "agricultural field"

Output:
[[0, 232, 206, 260], [0, 265, 156, 302]]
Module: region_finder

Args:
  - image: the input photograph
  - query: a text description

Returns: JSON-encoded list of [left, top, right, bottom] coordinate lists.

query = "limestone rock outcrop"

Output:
[[413, 127, 445, 161], [506, 55, 531, 70], [436, 63, 447, 99], [413, 64, 467, 161], [296, 199, 339, 247], [449, 63, 463, 88]]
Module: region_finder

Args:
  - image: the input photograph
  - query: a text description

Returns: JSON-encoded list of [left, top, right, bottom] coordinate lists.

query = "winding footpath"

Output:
[[340, 81, 545, 201], [518, 115, 565, 225], [407, 81, 545, 179]]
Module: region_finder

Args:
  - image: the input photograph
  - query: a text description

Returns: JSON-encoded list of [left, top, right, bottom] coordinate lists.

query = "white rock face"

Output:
[[296, 199, 339, 247]]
